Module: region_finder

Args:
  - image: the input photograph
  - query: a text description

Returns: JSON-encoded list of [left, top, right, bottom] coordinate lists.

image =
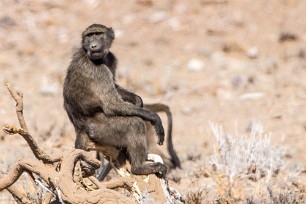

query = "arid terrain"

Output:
[[0, 0, 305, 203]]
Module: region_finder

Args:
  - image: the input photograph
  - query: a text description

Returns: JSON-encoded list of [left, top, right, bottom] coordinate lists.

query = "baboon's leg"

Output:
[[125, 118, 167, 175], [91, 116, 167, 176], [75, 131, 90, 150]]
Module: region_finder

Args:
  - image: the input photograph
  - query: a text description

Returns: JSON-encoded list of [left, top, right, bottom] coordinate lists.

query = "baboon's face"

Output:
[[83, 28, 114, 61]]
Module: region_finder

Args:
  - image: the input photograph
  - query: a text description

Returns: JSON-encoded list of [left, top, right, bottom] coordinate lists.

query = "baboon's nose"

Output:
[[90, 42, 101, 51]]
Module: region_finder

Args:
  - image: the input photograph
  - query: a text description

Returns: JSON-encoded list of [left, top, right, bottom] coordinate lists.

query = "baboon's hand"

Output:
[[151, 114, 165, 145]]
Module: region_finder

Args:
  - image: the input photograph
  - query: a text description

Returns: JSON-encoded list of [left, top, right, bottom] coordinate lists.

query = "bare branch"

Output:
[[88, 176, 105, 189], [105, 177, 134, 189], [4, 83, 61, 164], [0, 173, 32, 204], [3, 124, 61, 163], [0, 159, 57, 191], [6, 83, 28, 131], [0, 151, 135, 204]]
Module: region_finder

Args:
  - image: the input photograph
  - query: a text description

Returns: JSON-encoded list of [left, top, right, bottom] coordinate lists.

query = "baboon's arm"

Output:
[[115, 84, 143, 108], [92, 65, 164, 144]]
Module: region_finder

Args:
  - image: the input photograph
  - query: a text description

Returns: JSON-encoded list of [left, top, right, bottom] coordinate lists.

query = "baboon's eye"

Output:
[[86, 33, 95, 37]]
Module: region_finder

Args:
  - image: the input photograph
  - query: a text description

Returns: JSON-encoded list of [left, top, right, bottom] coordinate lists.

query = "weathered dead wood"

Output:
[[6, 83, 28, 131], [0, 148, 134, 203], [0, 172, 32, 204], [0, 130, 134, 203], [105, 177, 134, 189], [5, 83, 61, 164]]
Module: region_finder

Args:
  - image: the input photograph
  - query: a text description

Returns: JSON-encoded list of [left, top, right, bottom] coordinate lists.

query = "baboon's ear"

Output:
[[108, 27, 115, 39]]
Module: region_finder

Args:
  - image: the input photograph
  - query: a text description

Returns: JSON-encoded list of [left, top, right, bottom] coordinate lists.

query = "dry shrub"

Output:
[[209, 122, 286, 182], [194, 123, 306, 203], [186, 188, 206, 204]]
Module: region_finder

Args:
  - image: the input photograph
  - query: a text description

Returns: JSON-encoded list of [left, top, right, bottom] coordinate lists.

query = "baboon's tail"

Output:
[[144, 103, 181, 169]]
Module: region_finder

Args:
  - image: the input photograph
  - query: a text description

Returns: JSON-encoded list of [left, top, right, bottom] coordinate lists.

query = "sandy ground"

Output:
[[0, 0, 305, 202]]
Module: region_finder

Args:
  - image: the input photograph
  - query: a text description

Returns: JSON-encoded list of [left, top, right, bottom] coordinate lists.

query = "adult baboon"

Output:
[[80, 24, 181, 170], [63, 24, 167, 175], [94, 52, 181, 169], [80, 25, 180, 170]]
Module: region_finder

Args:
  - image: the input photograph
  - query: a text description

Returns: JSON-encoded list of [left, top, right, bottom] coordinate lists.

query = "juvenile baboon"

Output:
[[63, 24, 167, 175]]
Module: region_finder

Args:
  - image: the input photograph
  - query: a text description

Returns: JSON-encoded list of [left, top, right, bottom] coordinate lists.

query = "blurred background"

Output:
[[0, 0, 305, 202]]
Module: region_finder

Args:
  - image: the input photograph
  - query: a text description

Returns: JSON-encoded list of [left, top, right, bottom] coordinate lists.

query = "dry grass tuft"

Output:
[[209, 122, 286, 182], [183, 123, 306, 203], [186, 188, 206, 204]]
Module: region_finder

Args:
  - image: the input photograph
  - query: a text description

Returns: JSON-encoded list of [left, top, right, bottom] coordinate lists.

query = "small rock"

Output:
[[168, 17, 181, 31], [187, 59, 205, 71], [279, 32, 298, 42], [197, 46, 213, 58], [222, 41, 243, 53], [0, 16, 16, 27], [246, 47, 259, 59], [136, 0, 153, 6], [239, 92, 264, 100], [148, 12, 167, 24], [39, 84, 58, 96], [231, 75, 245, 89], [39, 78, 58, 96], [115, 29, 124, 38]]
